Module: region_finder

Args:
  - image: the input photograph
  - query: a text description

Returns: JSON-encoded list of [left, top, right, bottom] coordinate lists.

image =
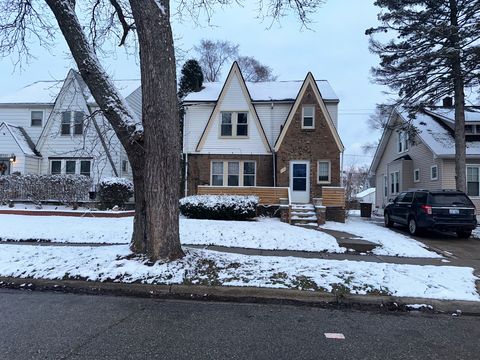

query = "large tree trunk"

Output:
[[129, 0, 184, 260], [45, 0, 184, 260], [449, 0, 467, 192]]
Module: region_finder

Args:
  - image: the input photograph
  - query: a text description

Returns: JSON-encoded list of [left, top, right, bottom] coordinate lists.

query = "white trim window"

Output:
[[61, 111, 85, 136], [414, 168, 420, 183], [220, 111, 248, 137], [210, 160, 256, 187], [50, 159, 91, 177], [317, 160, 331, 184], [465, 124, 480, 135], [390, 171, 399, 194], [430, 165, 438, 180], [302, 106, 315, 129], [467, 166, 480, 197], [397, 130, 409, 153], [31, 110, 43, 127]]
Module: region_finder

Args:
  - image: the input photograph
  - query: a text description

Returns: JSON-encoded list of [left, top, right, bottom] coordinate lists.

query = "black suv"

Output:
[[384, 190, 477, 238]]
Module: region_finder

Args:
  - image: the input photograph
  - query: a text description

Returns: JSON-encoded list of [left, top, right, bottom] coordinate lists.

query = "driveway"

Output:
[[370, 216, 480, 277]]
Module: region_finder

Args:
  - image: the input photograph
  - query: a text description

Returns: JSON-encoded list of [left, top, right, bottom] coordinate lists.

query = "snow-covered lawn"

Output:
[[321, 216, 441, 258], [0, 243, 477, 301], [0, 215, 343, 253]]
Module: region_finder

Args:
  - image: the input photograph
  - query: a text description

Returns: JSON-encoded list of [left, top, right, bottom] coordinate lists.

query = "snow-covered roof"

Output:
[[399, 108, 480, 157], [0, 76, 140, 105], [0, 123, 38, 156], [184, 80, 338, 102], [355, 188, 375, 199]]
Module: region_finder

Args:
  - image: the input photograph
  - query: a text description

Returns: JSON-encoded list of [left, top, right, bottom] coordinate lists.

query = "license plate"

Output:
[[449, 209, 460, 215]]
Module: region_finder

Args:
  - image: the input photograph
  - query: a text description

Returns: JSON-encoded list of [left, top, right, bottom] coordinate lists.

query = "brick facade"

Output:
[[275, 84, 341, 201], [186, 154, 273, 195]]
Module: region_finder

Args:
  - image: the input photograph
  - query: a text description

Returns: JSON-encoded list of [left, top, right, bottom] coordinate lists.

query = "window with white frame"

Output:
[[61, 111, 85, 135], [467, 166, 480, 197], [220, 112, 248, 137], [211, 160, 256, 186], [414, 169, 420, 182], [302, 106, 315, 129], [465, 124, 480, 135], [50, 159, 91, 177], [397, 130, 409, 153], [390, 171, 399, 194], [317, 160, 331, 184], [431, 165, 438, 180], [31, 111, 43, 127]]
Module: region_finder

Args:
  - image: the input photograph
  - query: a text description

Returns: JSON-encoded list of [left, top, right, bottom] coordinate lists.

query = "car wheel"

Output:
[[408, 218, 419, 235], [384, 213, 394, 228], [457, 230, 472, 239]]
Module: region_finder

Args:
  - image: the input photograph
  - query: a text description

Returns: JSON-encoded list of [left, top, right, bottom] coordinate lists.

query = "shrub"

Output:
[[97, 177, 134, 210], [0, 174, 91, 206], [179, 195, 258, 220]]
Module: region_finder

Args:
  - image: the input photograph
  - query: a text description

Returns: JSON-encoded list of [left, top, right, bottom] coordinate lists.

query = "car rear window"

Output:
[[429, 193, 473, 207]]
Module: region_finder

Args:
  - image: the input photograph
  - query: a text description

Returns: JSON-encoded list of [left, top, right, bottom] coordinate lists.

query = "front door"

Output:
[[289, 160, 310, 203]]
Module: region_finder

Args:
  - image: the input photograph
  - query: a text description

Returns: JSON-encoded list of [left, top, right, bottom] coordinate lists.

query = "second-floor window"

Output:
[[302, 106, 315, 129], [220, 112, 248, 137], [61, 111, 84, 135], [397, 130, 409, 153], [31, 111, 43, 127]]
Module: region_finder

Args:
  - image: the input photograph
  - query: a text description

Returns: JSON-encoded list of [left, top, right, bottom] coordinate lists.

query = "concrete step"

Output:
[[293, 223, 318, 229], [291, 216, 317, 221], [290, 211, 316, 217]]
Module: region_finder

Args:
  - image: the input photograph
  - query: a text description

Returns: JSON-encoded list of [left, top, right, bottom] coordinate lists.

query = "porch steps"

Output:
[[290, 204, 318, 228]]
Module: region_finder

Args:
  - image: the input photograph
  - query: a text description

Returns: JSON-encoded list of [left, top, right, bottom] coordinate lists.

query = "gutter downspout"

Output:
[[340, 151, 344, 187], [183, 106, 188, 197]]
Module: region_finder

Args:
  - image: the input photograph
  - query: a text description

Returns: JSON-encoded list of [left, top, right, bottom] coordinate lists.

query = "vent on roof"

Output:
[[442, 97, 453, 107]]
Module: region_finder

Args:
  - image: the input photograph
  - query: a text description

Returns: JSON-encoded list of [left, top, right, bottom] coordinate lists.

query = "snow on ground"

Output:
[[0, 215, 343, 253], [0, 243, 477, 301], [321, 216, 441, 258]]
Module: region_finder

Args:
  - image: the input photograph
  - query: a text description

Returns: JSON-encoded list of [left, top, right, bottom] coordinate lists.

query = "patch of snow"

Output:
[[0, 244, 477, 301], [99, 177, 134, 191], [180, 194, 258, 209], [321, 217, 441, 258], [406, 304, 433, 310]]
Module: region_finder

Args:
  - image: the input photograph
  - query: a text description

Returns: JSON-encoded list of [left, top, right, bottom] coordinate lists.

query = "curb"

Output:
[[1, 276, 479, 316]]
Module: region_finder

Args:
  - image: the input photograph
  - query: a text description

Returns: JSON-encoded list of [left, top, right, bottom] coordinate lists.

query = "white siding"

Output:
[[24, 156, 40, 174], [0, 107, 53, 143], [254, 103, 291, 147], [196, 74, 269, 155], [183, 104, 214, 153]]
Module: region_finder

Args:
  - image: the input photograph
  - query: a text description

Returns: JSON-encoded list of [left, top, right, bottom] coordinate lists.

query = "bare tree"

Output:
[[237, 56, 277, 82], [194, 39, 239, 82], [0, 0, 327, 261]]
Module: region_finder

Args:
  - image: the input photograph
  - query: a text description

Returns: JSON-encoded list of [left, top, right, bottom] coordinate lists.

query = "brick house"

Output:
[[182, 62, 344, 204]]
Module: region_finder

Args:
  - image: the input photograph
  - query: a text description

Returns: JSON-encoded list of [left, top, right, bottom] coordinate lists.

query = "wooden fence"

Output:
[[197, 186, 289, 205], [322, 187, 346, 208]]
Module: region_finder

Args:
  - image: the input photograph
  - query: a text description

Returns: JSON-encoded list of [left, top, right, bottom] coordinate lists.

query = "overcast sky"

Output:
[[0, 0, 387, 167]]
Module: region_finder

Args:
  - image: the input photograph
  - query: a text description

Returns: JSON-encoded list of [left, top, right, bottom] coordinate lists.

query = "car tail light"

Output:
[[421, 205, 432, 215]]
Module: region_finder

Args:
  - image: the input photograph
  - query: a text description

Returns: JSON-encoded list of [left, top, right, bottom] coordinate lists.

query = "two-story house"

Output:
[[182, 62, 344, 204], [370, 101, 480, 210], [0, 70, 140, 185]]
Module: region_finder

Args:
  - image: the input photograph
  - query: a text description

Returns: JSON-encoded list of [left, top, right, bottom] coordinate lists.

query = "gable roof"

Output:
[[370, 107, 480, 173], [0, 70, 140, 106], [0, 122, 39, 156], [273, 72, 343, 152], [195, 62, 271, 153], [184, 79, 339, 103]]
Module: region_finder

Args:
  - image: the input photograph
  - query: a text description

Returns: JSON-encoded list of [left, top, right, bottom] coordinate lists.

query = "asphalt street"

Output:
[[1, 289, 479, 360]]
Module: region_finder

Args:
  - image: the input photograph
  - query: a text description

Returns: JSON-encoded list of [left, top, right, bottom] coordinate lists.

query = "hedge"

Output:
[[97, 177, 134, 210], [179, 195, 258, 220]]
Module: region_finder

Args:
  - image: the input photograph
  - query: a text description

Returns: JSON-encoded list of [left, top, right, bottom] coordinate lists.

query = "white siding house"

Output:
[[0, 69, 140, 185]]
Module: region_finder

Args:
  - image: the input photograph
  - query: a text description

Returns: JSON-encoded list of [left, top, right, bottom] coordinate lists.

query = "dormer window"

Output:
[[302, 106, 315, 129], [397, 130, 409, 153], [220, 111, 248, 137]]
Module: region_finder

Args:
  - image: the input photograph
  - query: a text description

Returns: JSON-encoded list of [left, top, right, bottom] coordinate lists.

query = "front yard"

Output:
[[0, 213, 478, 302]]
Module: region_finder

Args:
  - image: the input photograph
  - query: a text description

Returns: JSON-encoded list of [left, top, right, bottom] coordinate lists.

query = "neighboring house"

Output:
[[355, 188, 376, 204], [182, 62, 344, 204], [370, 103, 480, 209], [0, 70, 141, 186]]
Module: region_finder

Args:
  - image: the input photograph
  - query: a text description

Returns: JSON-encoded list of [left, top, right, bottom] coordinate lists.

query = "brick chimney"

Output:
[[442, 96, 453, 107]]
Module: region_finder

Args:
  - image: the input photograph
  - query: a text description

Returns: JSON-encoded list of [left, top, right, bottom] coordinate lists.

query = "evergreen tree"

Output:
[[178, 59, 204, 99], [366, 0, 480, 192]]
